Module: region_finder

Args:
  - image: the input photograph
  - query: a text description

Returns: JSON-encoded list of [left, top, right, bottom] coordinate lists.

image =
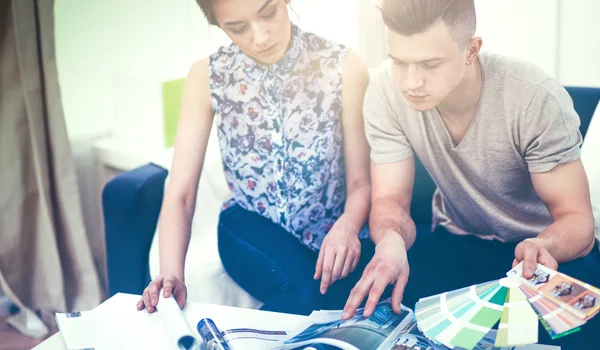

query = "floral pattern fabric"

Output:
[[209, 24, 368, 251]]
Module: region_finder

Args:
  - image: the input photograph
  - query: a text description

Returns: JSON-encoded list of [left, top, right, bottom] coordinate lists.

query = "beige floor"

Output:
[[0, 317, 56, 350]]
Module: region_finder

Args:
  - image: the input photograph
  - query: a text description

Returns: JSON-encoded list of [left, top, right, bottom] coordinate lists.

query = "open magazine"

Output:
[[55, 293, 560, 350], [266, 299, 559, 350], [196, 317, 290, 349], [272, 300, 413, 350]]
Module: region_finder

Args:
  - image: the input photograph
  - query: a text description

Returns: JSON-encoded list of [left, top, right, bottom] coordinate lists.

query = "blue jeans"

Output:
[[404, 225, 600, 350], [217, 204, 375, 316]]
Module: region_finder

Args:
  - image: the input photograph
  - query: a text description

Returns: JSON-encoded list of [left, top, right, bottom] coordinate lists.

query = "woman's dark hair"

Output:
[[195, 0, 218, 26]]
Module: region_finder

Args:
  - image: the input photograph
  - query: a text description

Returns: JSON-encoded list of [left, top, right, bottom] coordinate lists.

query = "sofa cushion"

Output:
[[566, 86, 600, 138]]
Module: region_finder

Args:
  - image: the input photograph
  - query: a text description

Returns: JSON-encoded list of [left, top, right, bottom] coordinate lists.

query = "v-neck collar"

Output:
[[435, 56, 486, 151]]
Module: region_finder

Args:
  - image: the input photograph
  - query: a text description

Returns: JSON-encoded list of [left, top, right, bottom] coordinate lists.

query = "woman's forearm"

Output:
[[157, 192, 196, 281], [343, 182, 371, 235]]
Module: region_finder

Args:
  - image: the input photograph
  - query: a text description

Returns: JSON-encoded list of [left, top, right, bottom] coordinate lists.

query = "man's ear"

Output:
[[466, 36, 483, 65]]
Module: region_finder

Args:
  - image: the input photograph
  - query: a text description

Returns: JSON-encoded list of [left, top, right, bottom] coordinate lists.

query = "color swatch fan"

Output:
[[414, 262, 600, 349]]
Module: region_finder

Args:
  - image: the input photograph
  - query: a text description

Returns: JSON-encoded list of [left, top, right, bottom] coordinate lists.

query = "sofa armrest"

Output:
[[102, 163, 168, 297]]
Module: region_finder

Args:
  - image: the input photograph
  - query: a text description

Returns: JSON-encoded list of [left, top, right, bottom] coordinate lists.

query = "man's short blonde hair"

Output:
[[381, 0, 476, 45]]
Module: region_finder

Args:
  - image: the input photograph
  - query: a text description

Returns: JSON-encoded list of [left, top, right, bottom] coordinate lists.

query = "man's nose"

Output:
[[405, 64, 425, 90]]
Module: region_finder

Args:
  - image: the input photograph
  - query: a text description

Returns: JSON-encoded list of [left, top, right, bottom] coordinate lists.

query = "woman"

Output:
[[137, 0, 373, 315]]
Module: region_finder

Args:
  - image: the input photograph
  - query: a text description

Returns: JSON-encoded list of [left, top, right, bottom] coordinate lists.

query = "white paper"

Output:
[[55, 293, 199, 350], [157, 289, 200, 350], [54, 311, 97, 349], [53, 293, 306, 350]]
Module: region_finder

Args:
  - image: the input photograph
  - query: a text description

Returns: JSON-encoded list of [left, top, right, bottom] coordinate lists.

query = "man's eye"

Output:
[[263, 9, 277, 19], [423, 63, 441, 69]]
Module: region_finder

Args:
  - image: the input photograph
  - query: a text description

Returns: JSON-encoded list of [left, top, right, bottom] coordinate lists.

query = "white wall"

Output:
[[356, 0, 561, 76], [356, 0, 600, 88], [476, 0, 559, 79], [478, 0, 600, 87], [558, 0, 600, 87], [56, 0, 359, 143], [55, 0, 202, 142], [356, 0, 387, 67], [292, 0, 358, 48]]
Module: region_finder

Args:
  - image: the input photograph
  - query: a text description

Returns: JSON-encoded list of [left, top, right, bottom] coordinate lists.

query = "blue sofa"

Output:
[[102, 86, 600, 298]]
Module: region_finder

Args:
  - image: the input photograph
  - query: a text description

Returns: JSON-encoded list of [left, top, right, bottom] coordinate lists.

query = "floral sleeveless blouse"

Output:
[[209, 24, 369, 251]]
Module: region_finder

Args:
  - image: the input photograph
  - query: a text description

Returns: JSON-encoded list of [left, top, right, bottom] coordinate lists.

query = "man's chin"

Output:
[[407, 100, 437, 112]]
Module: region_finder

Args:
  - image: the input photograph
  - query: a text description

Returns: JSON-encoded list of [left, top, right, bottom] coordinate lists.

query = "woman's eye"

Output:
[[232, 26, 247, 34]]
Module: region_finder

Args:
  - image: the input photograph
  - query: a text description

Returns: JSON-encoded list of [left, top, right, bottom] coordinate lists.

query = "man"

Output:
[[343, 0, 600, 347]]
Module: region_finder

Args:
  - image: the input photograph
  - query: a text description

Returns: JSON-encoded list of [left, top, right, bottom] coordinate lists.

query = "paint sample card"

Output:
[[414, 263, 599, 349], [415, 280, 506, 349], [495, 286, 538, 347], [519, 284, 584, 339], [507, 262, 600, 320]]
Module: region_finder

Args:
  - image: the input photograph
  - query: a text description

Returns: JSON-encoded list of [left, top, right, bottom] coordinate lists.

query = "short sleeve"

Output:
[[363, 66, 413, 163], [521, 79, 583, 173]]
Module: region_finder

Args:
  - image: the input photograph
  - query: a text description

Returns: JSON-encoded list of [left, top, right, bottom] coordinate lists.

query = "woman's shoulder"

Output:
[[297, 27, 348, 58], [208, 42, 240, 71]]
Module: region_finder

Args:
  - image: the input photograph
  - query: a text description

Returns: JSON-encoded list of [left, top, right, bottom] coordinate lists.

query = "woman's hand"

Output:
[[314, 214, 362, 294], [137, 274, 187, 313]]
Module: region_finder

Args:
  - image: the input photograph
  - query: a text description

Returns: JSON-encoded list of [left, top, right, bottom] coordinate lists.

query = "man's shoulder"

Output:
[[481, 52, 558, 94], [481, 52, 571, 113]]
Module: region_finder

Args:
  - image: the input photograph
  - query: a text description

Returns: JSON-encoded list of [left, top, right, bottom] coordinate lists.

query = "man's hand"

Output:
[[341, 233, 409, 320], [315, 214, 362, 294], [513, 238, 559, 279]]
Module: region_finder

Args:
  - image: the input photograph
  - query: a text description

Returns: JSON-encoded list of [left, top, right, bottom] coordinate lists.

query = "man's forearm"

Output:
[[533, 213, 595, 263], [369, 197, 416, 249]]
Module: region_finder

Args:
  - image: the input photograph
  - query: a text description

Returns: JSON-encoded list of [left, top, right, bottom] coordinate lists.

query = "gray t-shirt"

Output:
[[364, 52, 583, 242]]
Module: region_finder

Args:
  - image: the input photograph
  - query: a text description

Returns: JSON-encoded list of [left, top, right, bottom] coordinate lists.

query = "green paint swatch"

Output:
[[495, 287, 538, 347]]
